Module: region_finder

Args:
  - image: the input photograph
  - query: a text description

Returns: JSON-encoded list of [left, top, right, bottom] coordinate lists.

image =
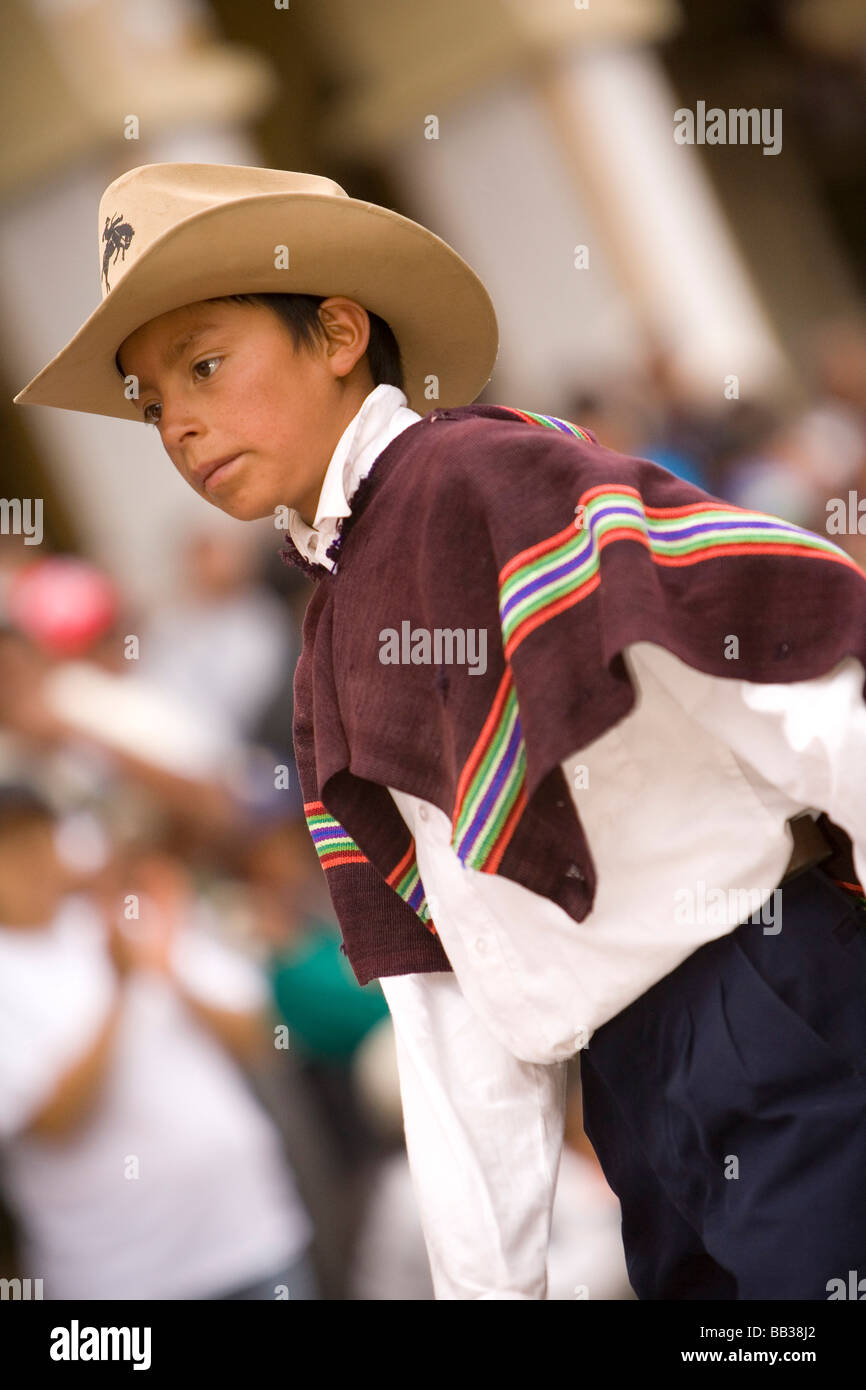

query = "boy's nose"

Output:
[[160, 410, 203, 458]]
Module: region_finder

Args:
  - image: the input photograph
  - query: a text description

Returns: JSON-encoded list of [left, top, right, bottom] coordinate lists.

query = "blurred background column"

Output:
[[0, 0, 277, 606], [303, 0, 788, 409]]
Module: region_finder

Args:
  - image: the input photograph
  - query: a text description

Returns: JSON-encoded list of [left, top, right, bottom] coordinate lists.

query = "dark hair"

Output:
[[0, 783, 56, 837], [116, 292, 404, 391], [224, 293, 404, 390]]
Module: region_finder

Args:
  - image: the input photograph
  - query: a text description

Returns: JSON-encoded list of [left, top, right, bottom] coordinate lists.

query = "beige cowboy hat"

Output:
[[12, 162, 499, 422]]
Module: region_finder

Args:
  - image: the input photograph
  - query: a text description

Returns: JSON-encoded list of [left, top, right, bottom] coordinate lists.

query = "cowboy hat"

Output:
[[12, 162, 499, 422]]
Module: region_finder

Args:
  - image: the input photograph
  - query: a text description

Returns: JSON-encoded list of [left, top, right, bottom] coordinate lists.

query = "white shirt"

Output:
[[0, 894, 313, 1300], [299, 384, 866, 1299], [287, 382, 424, 570]]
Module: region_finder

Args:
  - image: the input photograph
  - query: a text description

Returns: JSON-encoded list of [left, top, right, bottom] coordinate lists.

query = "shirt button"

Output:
[[418, 805, 430, 822], [473, 937, 489, 955]]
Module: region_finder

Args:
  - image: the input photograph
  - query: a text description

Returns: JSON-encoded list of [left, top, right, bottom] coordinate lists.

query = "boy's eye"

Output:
[[141, 357, 222, 425], [193, 356, 222, 380]]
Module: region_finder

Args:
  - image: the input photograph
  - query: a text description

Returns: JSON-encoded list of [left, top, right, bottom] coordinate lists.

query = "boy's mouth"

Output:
[[197, 453, 245, 492]]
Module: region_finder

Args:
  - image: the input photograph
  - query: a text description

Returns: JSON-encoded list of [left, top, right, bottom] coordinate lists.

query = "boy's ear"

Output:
[[317, 298, 371, 356]]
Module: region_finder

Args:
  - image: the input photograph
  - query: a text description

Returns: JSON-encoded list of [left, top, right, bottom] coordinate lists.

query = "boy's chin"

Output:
[[205, 491, 275, 523]]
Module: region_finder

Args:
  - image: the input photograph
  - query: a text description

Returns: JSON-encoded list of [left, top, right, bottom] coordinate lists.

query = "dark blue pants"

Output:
[[579, 866, 866, 1300]]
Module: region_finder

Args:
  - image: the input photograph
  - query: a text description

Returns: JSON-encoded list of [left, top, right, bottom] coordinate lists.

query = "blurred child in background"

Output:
[[0, 783, 318, 1300]]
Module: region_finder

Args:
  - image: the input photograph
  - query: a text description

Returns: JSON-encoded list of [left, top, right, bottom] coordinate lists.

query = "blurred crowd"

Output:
[[0, 315, 863, 1300], [564, 314, 866, 575]]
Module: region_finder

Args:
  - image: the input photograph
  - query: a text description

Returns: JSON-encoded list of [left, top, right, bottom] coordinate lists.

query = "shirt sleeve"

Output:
[[377, 969, 567, 1299], [625, 643, 866, 891]]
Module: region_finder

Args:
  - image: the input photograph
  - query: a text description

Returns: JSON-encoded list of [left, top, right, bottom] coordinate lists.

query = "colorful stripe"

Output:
[[450, 426, 862, 875], [832, 878, 866, 911], [448, 411, 594, 868], [386, 842, 436, 928], [305, 800, 367, 869], [452, 668, 526, 873], [500, 485, 861, 661], [305, 800, 437, 935], [502, 407, 594, 443]]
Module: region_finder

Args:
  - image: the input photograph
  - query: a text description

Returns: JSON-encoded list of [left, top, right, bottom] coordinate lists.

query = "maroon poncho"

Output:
[[281, 405, 866, 985]]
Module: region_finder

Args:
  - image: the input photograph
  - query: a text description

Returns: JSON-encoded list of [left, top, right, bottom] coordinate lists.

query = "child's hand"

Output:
[[102, 852, 193, 978], [106, 916, 139, 979], [106, 909, 175, 978]]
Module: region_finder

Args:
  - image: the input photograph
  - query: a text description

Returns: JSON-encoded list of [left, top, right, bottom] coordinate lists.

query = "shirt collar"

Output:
[[287, 383, 422, 572]]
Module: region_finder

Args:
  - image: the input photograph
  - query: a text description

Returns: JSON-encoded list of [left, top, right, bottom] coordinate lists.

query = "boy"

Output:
[[14, 162, 866, 1300]]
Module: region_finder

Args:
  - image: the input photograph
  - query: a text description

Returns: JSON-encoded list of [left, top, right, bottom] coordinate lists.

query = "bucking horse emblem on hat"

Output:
[[102, 212, 135, 293]]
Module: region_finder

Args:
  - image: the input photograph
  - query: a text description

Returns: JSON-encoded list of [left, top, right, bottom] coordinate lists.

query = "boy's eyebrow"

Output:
[[121, 323, 221, 388]]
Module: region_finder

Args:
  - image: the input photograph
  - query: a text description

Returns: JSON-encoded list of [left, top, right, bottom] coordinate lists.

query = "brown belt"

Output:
[[780, 813, 833, 886]]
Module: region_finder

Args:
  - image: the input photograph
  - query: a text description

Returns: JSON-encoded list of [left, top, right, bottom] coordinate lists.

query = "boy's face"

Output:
[[0, 817, 68, 928], [117, 296, 375, 523]]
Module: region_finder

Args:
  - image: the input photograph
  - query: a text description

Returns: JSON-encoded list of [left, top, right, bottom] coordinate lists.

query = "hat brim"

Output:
[[13, 192, 499, 421]]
